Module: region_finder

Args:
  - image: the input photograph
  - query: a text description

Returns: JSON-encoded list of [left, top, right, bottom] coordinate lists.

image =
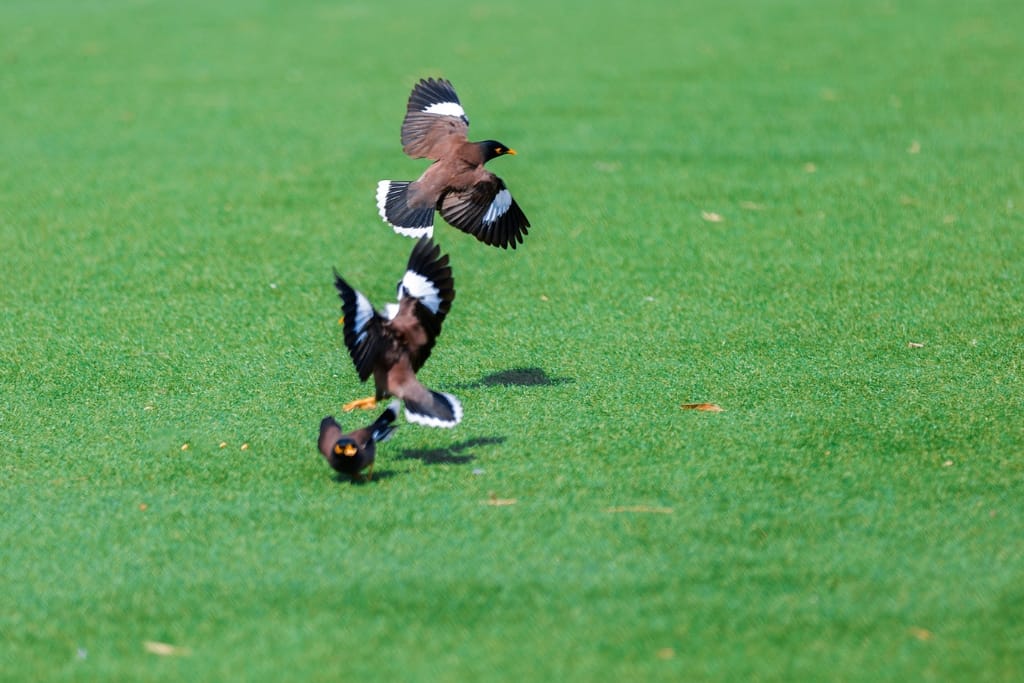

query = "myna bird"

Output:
[[317, 401, 400, 481], [333, 237, 463, 428], [376, 77, 530, 250]]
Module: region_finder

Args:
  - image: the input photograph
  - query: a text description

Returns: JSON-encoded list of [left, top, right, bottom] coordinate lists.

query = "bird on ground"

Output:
[[376, 77, 530, 250], [333, 236, 462, 428], [317, 401, 400, 481]]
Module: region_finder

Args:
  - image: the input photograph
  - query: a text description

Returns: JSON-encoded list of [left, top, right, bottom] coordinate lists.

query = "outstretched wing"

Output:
[[401, 78, 470, 160], [333, 269, 387, 382], [438, 175, 530, 249], [317, 416, 343, 460], [397, 237, 455, 324], [386, 238, 455, 370]]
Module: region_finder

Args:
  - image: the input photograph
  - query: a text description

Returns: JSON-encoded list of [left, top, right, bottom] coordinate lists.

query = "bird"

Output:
[[317, 401, 400, 481], [376, 77, 530, 250], [333, 236, 463, 428]]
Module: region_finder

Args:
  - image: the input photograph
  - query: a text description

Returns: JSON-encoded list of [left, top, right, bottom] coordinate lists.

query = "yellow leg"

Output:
[[364, 463, 374, 482], [342, 396, 378, 412]]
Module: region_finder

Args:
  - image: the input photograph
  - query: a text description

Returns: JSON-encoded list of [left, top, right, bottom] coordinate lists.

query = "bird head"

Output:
[[480, 140, 517, 162], [330, 438, 370, 476]]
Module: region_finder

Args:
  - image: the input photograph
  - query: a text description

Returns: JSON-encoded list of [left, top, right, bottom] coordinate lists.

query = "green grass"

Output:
[[2, 0, 1023, 680]]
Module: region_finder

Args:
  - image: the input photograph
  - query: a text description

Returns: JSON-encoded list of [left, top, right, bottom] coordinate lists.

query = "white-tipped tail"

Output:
[[375, 180, 391, 221], [376, 180, 434, 238], [404, 391, 463, 428]]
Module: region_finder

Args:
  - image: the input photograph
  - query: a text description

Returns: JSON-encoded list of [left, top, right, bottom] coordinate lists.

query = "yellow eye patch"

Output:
[[333, 443, 358, 457]]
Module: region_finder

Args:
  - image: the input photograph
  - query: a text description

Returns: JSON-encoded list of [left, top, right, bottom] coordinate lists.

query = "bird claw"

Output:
[[342, 396, 378, 412]]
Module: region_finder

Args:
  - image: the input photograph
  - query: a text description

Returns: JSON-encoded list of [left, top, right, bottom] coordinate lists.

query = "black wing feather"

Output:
[[404, 237, 455, 323], [333, 269, 387, 383], [438, 179, 530, 249], [406, 78, 466, 123]]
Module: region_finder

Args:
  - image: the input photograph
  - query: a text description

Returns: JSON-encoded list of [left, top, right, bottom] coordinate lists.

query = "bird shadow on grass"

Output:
[[397, 436, 506, 465], [454, 367, 574, 390], [332, 469, 398, 485]]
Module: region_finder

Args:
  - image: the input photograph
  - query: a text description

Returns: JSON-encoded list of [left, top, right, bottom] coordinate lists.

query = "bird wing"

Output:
[[317, 416, 344, 459], [438, 175, 531, 249], [401, 78, 470, 160], [396, 237, 455, 324], [334, 269, 388, 382]]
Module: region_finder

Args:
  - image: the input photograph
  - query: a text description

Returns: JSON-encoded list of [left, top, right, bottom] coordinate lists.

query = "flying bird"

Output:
[[376, 77, 530, 249], [333, 237, 462, 428], [317, 401, 400, 481]]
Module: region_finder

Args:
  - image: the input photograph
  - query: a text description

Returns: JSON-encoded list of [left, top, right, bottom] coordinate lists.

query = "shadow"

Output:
[[456, 367, 574, 389], [397, 436, 507, 465], [331, 469, 398, 485]]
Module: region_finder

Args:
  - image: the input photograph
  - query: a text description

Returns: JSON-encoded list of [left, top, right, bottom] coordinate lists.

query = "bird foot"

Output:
[[342, 396, 378, 412]]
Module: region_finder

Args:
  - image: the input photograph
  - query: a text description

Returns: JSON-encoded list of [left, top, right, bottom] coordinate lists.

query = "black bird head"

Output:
[[329, 437, 372, 477], [479, 140, 517, 162]]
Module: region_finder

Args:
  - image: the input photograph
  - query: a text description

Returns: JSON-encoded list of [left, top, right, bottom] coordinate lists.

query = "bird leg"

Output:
[[364, 463, 374, 482], [342, 396, 378, 411]]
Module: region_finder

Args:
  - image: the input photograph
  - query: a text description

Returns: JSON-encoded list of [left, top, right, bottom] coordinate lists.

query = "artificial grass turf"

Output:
[[2, 0, 1024, 680]]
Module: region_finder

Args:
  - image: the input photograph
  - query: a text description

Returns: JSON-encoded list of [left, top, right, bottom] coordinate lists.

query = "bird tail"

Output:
[[376, 180, 435, 238], [370, 400, 401, 443], [404, 390, 463, 428]]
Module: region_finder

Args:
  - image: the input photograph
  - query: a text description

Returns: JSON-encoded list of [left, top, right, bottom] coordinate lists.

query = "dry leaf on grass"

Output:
[[908, 140, 921, 154], [606, 506, 674, 515], [656, 647, 676, 660], [739, 201, 764, 211], [681, 403, 724, 412], [701, 211, 724, 223], [907, 341, 925, 348], [908, 627, 933, 642], [143, 641, 190, 656], [485, 492, 517, 506]]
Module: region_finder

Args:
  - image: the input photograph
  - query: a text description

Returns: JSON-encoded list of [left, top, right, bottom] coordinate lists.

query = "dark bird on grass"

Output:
[[376, 77, 531, 249], [317, 401, 400, 481], [333, 237, 462, 428]]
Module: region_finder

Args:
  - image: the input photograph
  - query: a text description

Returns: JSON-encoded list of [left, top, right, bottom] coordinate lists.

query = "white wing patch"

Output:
[[482, 189, 512, 225], [423, 101, 467, 121], [353, 290, 376, 345], [400, 270, 441, 313]]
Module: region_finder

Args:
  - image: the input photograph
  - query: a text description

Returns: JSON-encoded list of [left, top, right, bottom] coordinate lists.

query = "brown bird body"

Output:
[[333, 237, 462, 428], [317, 401, 399, 481], [377, 78, 530, 249]]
